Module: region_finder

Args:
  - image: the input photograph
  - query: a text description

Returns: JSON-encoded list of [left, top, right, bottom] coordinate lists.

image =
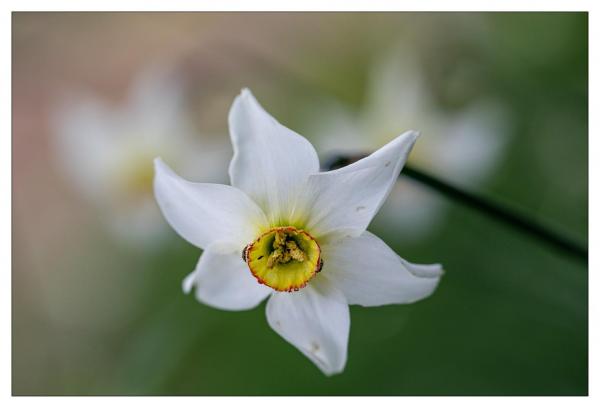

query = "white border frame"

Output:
[[3, 1, 595, 406]]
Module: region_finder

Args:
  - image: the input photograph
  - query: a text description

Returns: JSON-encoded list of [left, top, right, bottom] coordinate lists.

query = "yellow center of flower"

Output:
[[123, 160, 155, 197], [112, 151, 157, 203], [243, 226, 322, 292]]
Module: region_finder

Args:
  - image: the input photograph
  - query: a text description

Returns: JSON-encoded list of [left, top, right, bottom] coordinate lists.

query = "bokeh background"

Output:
[[12, 12, 588, 395]]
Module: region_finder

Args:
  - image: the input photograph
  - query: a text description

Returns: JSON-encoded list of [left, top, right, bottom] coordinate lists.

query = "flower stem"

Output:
[[324, 154, 587, 263]]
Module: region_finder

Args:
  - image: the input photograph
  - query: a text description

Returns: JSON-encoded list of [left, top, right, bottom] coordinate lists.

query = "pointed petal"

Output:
[[303, 131, 418, 237], [154, 158, 267, 249], [228, 89, 320, 223], [182, 270, 196, 294], [266, 278, 349, 376], [184, 242, 272, 311], [401, 259, 445, 279], [322, 231, 443, 307]]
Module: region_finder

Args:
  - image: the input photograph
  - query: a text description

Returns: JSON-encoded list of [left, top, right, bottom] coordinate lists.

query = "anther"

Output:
[[242, 226, 322, 292]]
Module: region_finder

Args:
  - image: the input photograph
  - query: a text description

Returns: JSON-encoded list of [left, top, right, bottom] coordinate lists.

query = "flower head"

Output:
[[53, 66, 229, 246], [154, 89, 444, 375], [306, 45, 508, 240]]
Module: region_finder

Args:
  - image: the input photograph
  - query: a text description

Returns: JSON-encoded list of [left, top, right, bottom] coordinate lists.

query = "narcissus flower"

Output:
[[306, 45, 508, 241], [53, 66, 229, 246], [154, 89, 443, 375]]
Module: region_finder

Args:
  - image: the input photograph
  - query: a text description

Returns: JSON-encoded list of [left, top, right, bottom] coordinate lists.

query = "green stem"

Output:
[[325, 154, 587, 263]]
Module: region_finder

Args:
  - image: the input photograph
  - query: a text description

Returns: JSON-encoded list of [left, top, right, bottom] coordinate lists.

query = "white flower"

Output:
[[52, 66, 229, 247], [306, 46, 508, 240], [154, 89, 444, 376]]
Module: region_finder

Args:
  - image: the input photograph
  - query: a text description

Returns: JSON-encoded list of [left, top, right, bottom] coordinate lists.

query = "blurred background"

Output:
[[12, 12, 587, 395]]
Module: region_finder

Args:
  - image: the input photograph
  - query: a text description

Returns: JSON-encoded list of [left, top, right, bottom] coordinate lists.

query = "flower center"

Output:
[[112, 151, 157, 203], [243, 226, 322, 292]]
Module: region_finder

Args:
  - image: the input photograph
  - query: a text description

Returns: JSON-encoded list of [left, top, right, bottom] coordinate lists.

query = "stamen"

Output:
[[266, 230, 307, 268], [243, 226, 322, 292]]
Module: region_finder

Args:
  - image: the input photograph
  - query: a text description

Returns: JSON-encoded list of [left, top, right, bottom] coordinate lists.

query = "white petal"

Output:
[[266, 278, 349, 376], [228, 89, 320, 223], [182, 271, 196, 294], [129, 65, 184, 117], [302, 131, 418, 238], [425, 101, 509, 186], [154, 158, 267, 249], [400, 259, 445, 279], [126, 65, 189, 143], [364, 45, 429, 127], [51, 96, 122, 201], [184, 242, 272, 311], [322, 231, 443, 307]]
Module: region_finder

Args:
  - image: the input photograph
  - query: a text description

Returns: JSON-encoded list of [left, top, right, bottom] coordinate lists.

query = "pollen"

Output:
[[266, 230, 307, 268], [244, 226, 321, 292]]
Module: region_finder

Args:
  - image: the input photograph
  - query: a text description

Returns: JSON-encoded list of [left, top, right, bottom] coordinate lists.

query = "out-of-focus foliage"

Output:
[[12, 12, 587, 395]]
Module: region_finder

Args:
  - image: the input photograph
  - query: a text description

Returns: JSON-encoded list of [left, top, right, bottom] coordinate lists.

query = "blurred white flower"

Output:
[[53, 66, 229, 247], [154, 89, 443, 376], [307, 46, 509, 240]]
